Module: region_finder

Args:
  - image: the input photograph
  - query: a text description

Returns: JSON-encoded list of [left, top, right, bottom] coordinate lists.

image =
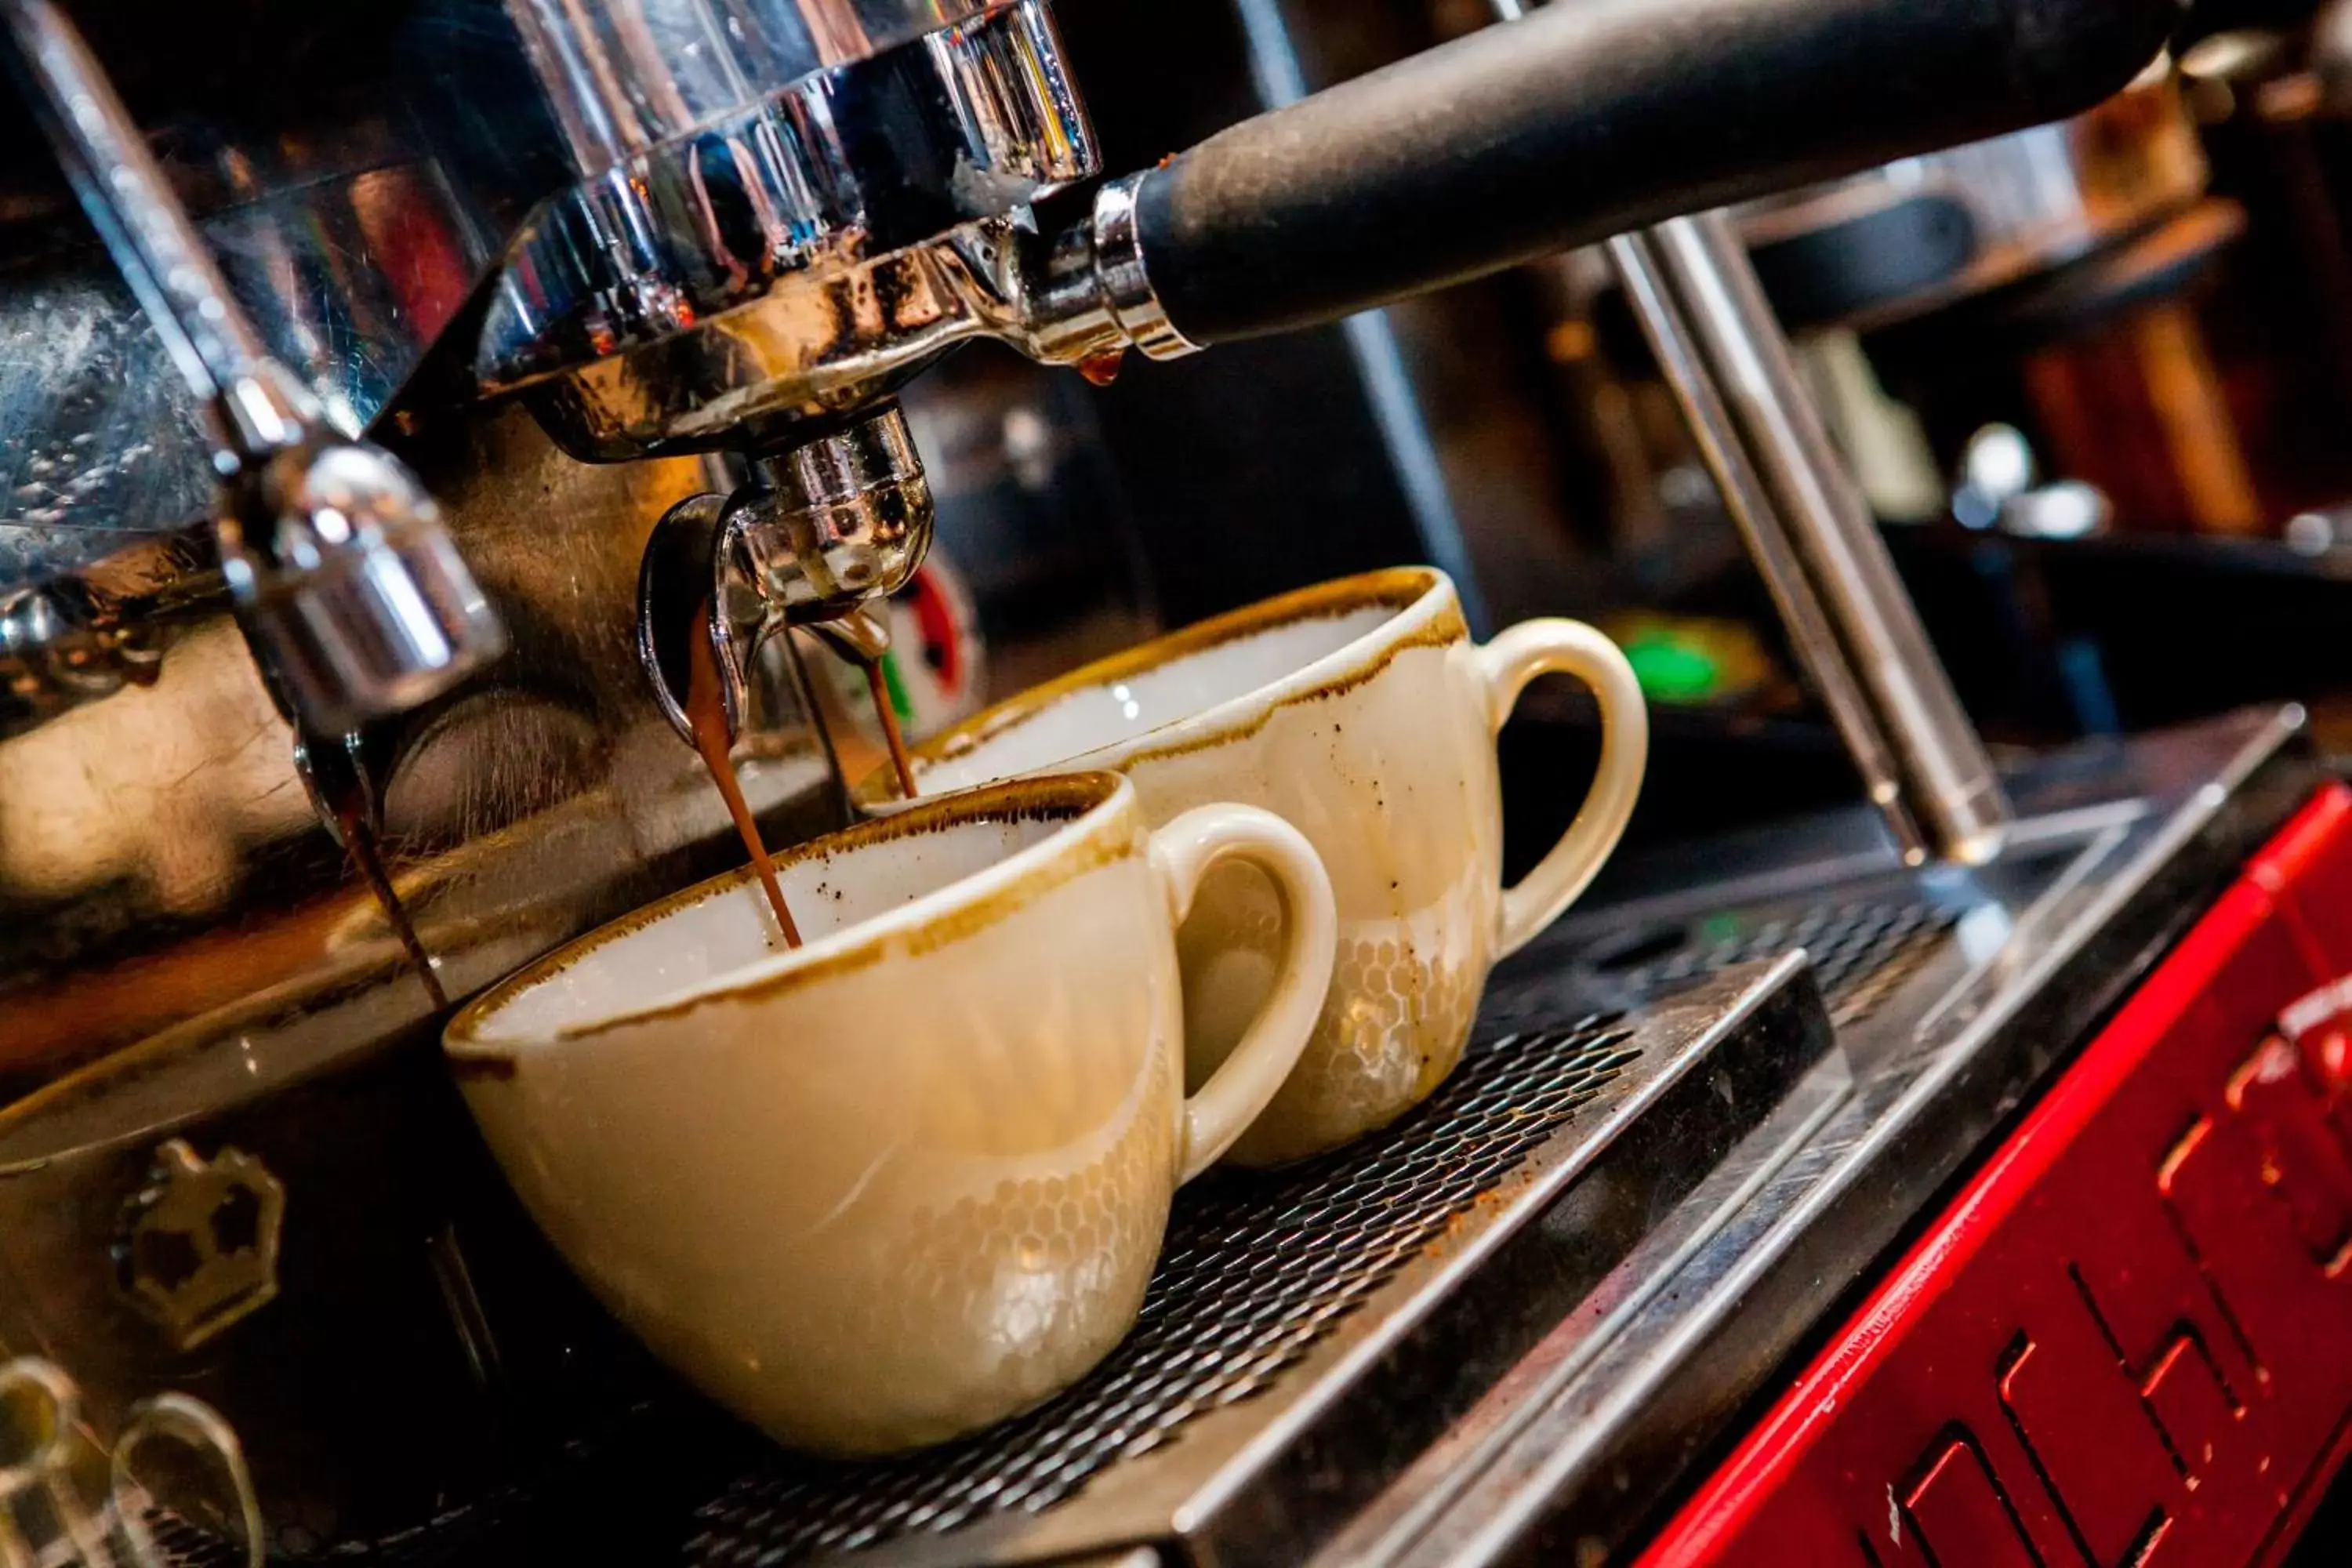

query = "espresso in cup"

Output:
[[445, 774, 1335, 1457], [861, 568, 1647, 1167]]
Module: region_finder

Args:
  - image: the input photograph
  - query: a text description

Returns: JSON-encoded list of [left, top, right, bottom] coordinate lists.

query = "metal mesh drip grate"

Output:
[[152, 906, 1941, 1568], [1488, 899, 1960, 1038], [148, 1501, 510, 1567], [1617, 900, 1958, 1025], [685, 1017, 1637, 1566]]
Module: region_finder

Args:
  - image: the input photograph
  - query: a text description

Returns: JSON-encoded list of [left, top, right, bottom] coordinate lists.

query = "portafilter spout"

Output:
[[0, 0, 506, 738], [637, 403, 929, 735]]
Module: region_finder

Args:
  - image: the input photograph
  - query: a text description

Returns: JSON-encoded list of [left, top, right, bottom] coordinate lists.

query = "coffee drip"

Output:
[[304, 735, 447, 1010], [805, 607, 922, 803], [664, 591, 924, 955], [685, 604, 804, 948], [862, 659, 920, 801]]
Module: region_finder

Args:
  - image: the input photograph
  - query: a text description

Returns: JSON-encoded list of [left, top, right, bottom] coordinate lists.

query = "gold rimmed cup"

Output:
[[445, 771, 1335, 1457], [858, 568, 1648, 1167]]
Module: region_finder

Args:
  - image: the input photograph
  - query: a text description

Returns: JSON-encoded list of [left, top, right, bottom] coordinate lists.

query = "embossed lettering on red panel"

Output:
[[1643, 791, 2352, 1568], [1904, 1432, 2037, 1568], [2142, 1333, 2248, 1494], [1997, 1324, 2176, 1565]]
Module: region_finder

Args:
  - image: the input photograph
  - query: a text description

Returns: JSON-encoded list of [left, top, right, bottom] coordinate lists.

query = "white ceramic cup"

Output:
[[860, 568, 1648, 1167], [445, 772, 1336, 1457]]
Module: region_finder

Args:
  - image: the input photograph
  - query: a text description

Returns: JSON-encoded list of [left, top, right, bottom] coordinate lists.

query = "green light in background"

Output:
[[1624, 634, 1723, 704], [880, 650, 915, 723]]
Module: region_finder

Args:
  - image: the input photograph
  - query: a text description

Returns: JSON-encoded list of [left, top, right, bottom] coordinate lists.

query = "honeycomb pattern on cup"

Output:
[[153, 906, 1961, 1568], [768, 1093, 1179, 1456], [681, 1016, 1636, 1567], [1226, 934, 1486, 1168]]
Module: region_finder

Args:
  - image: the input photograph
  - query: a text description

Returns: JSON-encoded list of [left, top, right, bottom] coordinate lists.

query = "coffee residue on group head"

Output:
[[686, 604, 803, 948]]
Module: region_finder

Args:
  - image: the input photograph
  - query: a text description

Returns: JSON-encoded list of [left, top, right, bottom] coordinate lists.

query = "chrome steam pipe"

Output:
[[0, 0, 506, 736]]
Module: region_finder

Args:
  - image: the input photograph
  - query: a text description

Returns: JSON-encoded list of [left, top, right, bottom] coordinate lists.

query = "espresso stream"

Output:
[[310, 750, 448, 1010], [862, 657, 920, 801], [686, 604, 804, 948]]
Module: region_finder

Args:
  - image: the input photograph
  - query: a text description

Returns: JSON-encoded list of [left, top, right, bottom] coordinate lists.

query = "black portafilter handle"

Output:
[[1127, 0, 2187, 347]]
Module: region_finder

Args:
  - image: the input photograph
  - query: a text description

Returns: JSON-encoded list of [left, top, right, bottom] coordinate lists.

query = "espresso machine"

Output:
[[0, 0, 2303, 1559]]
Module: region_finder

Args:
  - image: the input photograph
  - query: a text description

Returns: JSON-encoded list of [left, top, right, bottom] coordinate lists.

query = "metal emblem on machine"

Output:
[[113, 1141, 286, 1351]]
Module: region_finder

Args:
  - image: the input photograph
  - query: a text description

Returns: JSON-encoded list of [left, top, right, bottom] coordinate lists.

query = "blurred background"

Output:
[[897, 0, 2352, 873]]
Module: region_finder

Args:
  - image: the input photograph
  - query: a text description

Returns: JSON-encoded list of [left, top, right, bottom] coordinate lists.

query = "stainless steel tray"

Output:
[[681, 958, 1833, 1568]]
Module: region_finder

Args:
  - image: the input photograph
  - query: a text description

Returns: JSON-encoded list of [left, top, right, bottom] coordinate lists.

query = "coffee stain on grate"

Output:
[[685, 1017, 1635, 1566]]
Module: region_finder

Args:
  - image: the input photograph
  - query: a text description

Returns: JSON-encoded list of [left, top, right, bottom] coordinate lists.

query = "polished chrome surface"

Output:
[[731, 405, 935, 619], [505, 0, 1000, 180], [511, 173, 1206, 466], [804, 601, 894, 666], [563, 710, 2318, 1568], [684, 960, 1836, 1566], [0, 406, 829, 1094], [0, 0, 1123, 772], [0, 162, 517, 592], [1479, 0, 2003, 867], [214, 430, 507, 737], [0, 580, 166, 735], [1087, 173, 1199, 361], [0, 1356, 264, 1568], [1025, 172, 1204, 368], [1639, 211, 2012, 867], [1606, 229, 1926, 859], [635, 406, 928, 757], [485, 0, 1101, 449], [0, 0, 1110, 1522], [0, 0, 1097, 590], [0, 0, 265, 420], [0, 406, 851, 1546], [0, 2, 2216, 1557], [2, 0, 506, 735], [0, 525, 216, 736], [1736, 65, 2206, 331], [0, 9, 565, 585]]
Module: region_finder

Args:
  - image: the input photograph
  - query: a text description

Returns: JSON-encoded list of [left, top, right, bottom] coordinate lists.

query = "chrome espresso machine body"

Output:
[[0, 0, 2196, 1552]]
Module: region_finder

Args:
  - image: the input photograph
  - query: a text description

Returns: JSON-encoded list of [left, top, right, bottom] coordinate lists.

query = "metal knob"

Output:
[[223, 438, 506, 735]]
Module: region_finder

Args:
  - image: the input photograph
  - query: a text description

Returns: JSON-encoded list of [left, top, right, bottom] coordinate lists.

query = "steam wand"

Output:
[[0, 0, 506, 739]]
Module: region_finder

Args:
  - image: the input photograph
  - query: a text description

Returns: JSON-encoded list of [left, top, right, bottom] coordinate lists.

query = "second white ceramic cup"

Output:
[[865, 568, 1648, 1166]]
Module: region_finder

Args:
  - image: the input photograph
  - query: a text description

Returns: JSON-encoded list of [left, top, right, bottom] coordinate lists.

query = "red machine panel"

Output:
[[1645, 785, 2352, 1568]]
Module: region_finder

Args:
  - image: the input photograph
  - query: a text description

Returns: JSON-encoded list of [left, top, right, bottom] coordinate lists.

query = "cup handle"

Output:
[[1149, 804, 1338, 1183], [1476, 620, 1650, 960]]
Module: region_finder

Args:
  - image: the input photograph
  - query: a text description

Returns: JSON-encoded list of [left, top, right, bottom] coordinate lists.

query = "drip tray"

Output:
[[684, 957, 1833, 1568], [149, 950, 1870, 1568], [146, 710, 2308, 1567]]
